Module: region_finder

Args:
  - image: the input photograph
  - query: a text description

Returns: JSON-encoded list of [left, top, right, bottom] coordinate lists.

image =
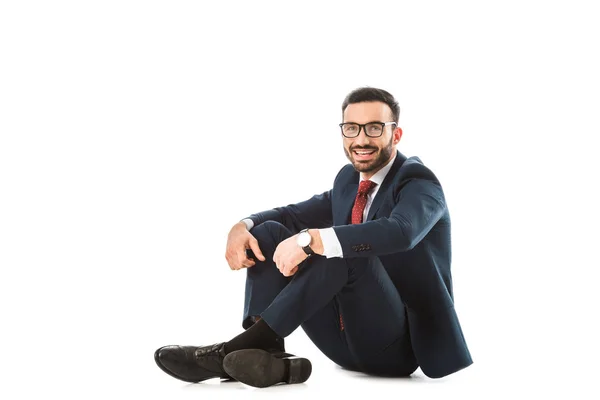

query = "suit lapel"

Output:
[[366, 152, 407, 221], [338, 182, 358, 225]]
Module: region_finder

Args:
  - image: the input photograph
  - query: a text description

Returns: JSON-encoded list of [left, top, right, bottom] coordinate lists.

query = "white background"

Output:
[[1, 1, 599, 398]]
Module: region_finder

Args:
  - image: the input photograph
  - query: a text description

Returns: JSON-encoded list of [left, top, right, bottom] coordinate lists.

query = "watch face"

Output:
[[297, 232, 311, 247]]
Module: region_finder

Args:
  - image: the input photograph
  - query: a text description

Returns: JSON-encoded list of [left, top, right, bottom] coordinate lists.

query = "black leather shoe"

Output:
[[154, 342, 229, 383], [155, 341, 291, 383], [223, 349, 312, 388]]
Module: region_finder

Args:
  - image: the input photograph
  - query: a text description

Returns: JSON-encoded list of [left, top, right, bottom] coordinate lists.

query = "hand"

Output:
[[225, 222, 266, 270], [273, 234, 308, 277]]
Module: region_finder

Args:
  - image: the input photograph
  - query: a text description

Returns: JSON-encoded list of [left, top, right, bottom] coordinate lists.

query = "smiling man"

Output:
[[155, 87, 473, 388], [342, 102, 399, 178]]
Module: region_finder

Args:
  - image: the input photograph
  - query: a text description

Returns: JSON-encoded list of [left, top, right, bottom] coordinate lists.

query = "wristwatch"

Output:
[[297, 229, 315, 257]]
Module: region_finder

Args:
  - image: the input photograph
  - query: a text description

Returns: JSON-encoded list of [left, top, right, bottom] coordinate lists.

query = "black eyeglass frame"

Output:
[[339, 121, 397, 138]]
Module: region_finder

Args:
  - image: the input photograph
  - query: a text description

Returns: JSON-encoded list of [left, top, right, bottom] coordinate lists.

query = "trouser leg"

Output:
[[242, 221, 293, 329], [243, 221, 416, 375], [300, 299, 360, 371], [300, 257, 417, 376]]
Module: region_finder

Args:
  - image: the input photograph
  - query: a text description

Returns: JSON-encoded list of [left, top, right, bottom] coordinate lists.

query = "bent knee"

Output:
[[250, 221, 291, 243]]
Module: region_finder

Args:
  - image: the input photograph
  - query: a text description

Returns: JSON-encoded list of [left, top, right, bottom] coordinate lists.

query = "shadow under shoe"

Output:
[[223, 349, 312, 388]]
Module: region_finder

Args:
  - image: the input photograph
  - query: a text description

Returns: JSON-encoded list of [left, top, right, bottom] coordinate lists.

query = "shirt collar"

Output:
[[360, 151, 397, 187]]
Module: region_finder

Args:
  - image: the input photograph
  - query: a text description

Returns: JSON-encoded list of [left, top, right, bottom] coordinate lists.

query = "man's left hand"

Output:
[[273, 234, 308, 277]]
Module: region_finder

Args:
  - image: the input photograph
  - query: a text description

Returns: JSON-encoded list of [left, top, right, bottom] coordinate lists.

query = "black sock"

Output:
[[224, 318, 283, 354]]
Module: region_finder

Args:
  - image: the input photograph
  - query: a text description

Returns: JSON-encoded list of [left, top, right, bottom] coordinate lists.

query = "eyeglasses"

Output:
[[339, 121, 397, 138]]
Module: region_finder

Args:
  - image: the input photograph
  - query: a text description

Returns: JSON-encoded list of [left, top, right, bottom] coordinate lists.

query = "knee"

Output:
[[250, 221, 291, 244]]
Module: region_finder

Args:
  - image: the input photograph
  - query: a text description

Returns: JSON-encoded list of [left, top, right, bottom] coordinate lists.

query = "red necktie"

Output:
[[351, 180, 377, 224]]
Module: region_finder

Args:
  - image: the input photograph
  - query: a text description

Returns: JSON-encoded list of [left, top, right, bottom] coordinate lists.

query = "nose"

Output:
[[353, 129, 371, 146]]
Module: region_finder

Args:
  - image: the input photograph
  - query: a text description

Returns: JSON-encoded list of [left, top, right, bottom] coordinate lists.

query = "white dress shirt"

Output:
[[242, 152, 397, 259]]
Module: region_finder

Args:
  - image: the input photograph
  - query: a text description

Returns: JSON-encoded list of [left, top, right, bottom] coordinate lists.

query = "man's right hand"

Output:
[[225, 221, 266, 270]]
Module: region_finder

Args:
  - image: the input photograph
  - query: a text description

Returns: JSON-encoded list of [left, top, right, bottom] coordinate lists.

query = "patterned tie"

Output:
[[351, 180, 377, 224]]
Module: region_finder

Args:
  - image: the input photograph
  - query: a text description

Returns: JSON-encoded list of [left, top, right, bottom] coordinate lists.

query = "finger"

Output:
[[284, 264, 295, 277], [249, 238, 265, 261], [225, 253, 236, 270], [290, 265, 299, 275], [235, 249, 250, 269]]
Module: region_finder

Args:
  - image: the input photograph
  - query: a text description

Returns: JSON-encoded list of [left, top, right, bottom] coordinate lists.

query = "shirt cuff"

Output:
[[318, 228, 343, 258], [241, 218, 254, 231]]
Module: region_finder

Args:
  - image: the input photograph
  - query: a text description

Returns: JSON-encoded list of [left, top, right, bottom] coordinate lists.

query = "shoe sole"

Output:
[[223, 349, 312, 388]]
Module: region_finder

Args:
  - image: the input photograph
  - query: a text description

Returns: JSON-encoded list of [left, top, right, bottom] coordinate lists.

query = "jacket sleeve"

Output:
[[333, 178, 446, 257], [246, 190, 333, 234]]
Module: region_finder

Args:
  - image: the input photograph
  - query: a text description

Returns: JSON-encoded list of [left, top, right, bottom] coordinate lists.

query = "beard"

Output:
[[344, 135, 394, 174]]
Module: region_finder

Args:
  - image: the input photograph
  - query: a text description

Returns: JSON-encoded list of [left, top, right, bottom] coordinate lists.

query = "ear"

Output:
[[393, 126, 403, 145]]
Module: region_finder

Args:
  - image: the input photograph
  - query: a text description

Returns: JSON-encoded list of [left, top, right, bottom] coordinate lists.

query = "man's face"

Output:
[[342, 101, 402, 176]]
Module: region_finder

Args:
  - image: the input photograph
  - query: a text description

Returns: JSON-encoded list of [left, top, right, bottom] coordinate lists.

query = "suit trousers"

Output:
[[243, 221, 418, 376]]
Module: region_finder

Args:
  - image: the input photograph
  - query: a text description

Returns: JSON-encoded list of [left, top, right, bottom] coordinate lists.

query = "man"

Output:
[[155, 87, 473, 388]]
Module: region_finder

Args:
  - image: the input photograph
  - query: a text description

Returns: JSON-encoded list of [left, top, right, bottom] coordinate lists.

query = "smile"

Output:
[[353, 149, 376, 160]]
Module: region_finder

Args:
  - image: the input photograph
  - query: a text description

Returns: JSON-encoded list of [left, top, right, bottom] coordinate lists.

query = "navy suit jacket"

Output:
[[248, 151, 473, 378]]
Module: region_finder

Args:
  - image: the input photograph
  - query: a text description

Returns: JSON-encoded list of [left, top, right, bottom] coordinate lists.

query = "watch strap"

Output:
[[302, 245, 315, 256], [299, 229, 315, 256]]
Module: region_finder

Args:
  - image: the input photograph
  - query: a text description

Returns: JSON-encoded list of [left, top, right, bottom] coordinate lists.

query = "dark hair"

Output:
[[341, 87, 400, 123]]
